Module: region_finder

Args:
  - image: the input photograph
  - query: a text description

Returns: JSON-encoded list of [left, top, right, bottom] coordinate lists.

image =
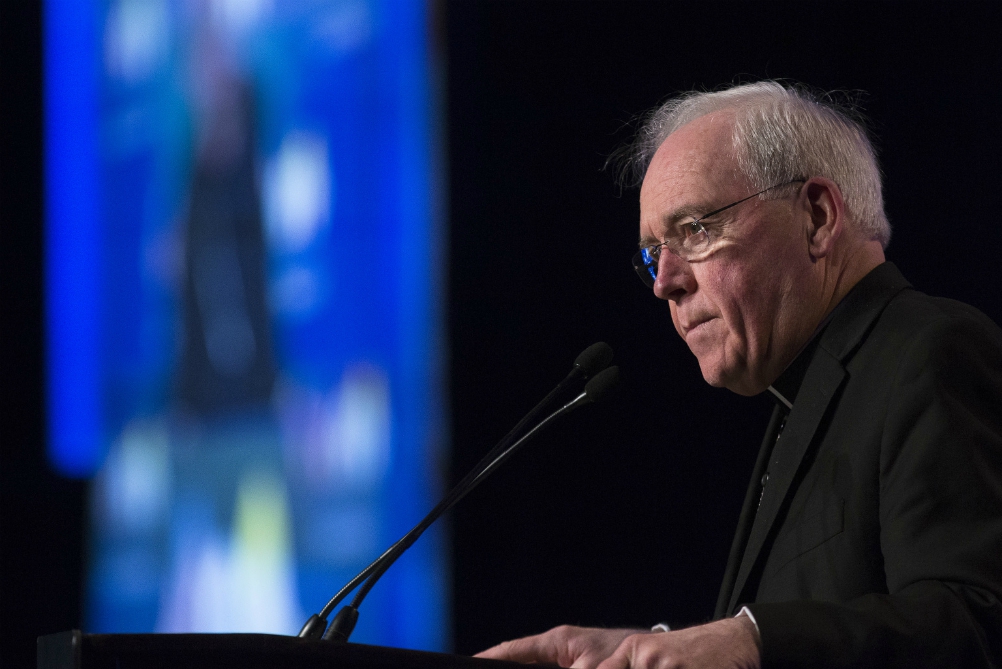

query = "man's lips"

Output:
[[681, 316, 716, 336]]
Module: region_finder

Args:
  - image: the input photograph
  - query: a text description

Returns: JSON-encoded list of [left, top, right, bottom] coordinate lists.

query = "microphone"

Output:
[[574, 341, 615, 377], [498, 341, 612, 452], [297, 344, 618, 642]]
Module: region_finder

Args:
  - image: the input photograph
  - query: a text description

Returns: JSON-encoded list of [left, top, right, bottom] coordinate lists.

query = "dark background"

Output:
[[4, 2, 1002, 666]]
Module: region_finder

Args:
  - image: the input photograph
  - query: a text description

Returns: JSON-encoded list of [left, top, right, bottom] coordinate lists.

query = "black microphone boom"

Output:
[[297, 344, 618, 642], [493, 342, 612, 459], [464, 366, 620, 492], [330, 365, 622, 642]]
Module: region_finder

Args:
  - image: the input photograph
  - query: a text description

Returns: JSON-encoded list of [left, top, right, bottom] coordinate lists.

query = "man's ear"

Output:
[[804, 177, 845, 259]]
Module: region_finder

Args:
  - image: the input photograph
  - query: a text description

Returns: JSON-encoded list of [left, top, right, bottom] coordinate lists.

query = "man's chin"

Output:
[[698, 361, 763, 397]]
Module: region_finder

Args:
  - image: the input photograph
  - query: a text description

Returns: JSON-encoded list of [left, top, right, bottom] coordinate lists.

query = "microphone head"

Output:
[[573, 342, 614, 379], [583, 365, 620, 404]]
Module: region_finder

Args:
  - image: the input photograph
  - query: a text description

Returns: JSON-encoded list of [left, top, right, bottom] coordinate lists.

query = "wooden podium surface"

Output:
[[38, 631, 526, 669]]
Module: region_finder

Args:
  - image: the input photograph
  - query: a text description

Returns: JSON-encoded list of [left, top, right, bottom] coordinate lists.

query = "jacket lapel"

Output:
[[714, 404, 785, 619], [726, 350, 846, 613], [723, 262, 913, 614]]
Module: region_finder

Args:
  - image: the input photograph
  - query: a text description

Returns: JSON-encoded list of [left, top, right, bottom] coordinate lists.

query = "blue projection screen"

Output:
[[45, 0, 447, 649]]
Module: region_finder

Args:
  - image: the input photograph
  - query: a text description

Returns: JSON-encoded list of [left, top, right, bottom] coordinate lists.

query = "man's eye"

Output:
[[680, 221, 703, 238]]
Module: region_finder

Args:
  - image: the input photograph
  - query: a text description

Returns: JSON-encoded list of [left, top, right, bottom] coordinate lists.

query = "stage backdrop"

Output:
[[45, 0, 448, 649]]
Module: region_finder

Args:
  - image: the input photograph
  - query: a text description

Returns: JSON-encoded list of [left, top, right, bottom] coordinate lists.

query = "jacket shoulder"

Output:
[[863, 289, 1002, 365]]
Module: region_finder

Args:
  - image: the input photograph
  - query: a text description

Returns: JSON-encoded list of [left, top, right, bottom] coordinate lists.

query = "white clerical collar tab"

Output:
[[768, 385, 793, 410]]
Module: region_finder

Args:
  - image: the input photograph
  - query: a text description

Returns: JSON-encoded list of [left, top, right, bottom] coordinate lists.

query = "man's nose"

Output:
[[653, 250, 695, 301]]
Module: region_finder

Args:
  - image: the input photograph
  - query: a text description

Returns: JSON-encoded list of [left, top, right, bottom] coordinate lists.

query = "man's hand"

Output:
[[475, 617, 760, 669], [475, 625, 642, 669], [594, 618, 760, 669]]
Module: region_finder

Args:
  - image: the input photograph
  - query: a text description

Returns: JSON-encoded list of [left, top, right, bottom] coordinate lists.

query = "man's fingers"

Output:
[[472, 643, 505, 660], [475, 634, 557, 664], [592, 643, 631, 669], [473, 639, 521, 661], [477, 620, 759, 669], [474, 626, 646, 669]]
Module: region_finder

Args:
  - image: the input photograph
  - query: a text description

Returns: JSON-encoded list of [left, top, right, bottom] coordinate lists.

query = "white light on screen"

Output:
[[97, 419, 172, 533], [264, 132, 333, 254], [157, 469, 303, 633], [324, 364, 392, 488], [211, 0, 273, 37], [104, 0, 171, 83]]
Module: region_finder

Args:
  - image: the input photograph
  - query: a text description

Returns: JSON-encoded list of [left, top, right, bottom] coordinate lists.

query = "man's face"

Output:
[[639, 112, 823, 395]]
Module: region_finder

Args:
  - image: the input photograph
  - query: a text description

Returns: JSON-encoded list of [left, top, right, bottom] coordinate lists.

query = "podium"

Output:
[[38, 631, 525, 669]]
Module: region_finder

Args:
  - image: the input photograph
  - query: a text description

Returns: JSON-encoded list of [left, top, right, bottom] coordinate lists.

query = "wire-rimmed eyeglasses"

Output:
[[632, 179, 806, 288]]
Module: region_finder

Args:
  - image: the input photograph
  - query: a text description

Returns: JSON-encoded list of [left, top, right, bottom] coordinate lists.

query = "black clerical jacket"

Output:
[[714, 263, 1002, 668]]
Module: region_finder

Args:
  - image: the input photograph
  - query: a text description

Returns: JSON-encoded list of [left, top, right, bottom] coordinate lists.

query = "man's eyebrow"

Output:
[[662, 203, 708, 225], [639, 195, 724, 246], [638, 203, 710, 247], [638, 233, 660, 248]]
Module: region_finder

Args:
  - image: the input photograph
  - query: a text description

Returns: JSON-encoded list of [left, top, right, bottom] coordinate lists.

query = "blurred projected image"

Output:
[[45, 0, 446, 649]]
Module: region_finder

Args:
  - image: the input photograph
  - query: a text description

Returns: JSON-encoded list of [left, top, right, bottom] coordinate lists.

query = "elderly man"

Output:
[[477, 82, 1002, 668]]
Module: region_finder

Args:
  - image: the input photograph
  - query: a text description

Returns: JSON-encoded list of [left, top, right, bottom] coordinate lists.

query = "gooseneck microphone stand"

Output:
[[298, 343, 620, 642]]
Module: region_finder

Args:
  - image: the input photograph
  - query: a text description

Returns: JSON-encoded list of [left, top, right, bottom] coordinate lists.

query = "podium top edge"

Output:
[[38, 631, 535, 669]]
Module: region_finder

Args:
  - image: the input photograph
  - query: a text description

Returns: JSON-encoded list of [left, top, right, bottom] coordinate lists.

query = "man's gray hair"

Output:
[[616, 81, 891, 248]]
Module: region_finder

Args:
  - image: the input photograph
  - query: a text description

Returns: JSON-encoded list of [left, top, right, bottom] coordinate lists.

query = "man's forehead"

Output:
[[639, 111, 744, 234], [646, 111, 739, 186]]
